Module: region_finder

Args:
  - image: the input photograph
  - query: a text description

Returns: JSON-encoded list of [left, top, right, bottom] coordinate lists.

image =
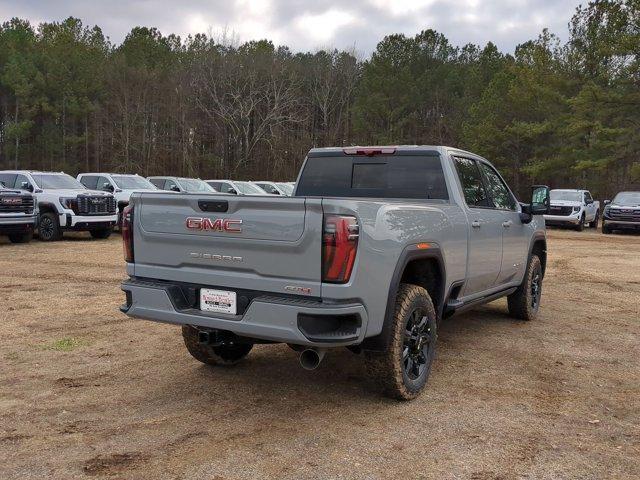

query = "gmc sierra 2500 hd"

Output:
[[120, 146, 550, 400]]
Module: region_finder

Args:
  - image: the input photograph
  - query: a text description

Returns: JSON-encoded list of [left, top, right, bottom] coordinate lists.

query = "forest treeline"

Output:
[[0, 0, 639, 199]]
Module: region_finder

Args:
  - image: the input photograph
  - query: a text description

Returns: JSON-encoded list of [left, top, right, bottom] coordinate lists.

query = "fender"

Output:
[[362, 243, 446, 352]]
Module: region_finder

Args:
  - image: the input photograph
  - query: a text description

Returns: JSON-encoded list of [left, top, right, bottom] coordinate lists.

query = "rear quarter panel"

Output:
[[321, 198, 468, 338]]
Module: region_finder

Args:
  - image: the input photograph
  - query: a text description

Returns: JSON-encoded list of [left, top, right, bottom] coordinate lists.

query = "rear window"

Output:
[[296, 154, 448, 200]]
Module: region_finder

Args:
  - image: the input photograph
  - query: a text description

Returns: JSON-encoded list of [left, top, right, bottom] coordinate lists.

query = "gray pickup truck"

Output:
[[120, 146, 550, 400]]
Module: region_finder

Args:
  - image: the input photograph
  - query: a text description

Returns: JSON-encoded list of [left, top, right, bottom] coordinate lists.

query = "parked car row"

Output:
[[0, 169, 296, 243], [543, 188, 640, 234]]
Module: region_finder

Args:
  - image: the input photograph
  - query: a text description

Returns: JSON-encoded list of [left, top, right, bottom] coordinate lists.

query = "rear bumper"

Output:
[[120, 278, 368, 347], [60, 213, 118, 229]]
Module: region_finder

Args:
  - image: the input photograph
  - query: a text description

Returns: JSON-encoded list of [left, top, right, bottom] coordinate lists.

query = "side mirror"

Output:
[[170, 185, 181, 192], [521, 185, 550, 223], [228, 189, 238, 195], [604, 199, 611, 205], [103, 182, 114, 192], [21, 182, 34, 192], [585, 198, 594, 205]]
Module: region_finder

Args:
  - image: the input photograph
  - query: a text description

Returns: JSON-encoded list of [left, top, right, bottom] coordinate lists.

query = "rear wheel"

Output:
[[8, 231, 33, 244], [364, 284, 437, 401], [38, 212, 62, 241], [182, 325, 253, 366], [90, 228, 112, 239], [508, 255, 543, 321]]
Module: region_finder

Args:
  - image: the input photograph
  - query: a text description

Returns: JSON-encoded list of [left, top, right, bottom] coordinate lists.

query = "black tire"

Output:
[[508, 255, 543, 321], [364, 284, 437, 401], [182, 325, 253, 366], [90, 228, 113, 239], [575, 214, 585, 231], [38, 212, 62, 241], [602, 224, 612, 234], [588, 211, 599, 228], [8, 231, 33, 244]]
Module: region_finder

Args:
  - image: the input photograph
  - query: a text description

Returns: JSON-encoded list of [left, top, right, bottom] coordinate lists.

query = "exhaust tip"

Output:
[[300, 348, 325, 370]]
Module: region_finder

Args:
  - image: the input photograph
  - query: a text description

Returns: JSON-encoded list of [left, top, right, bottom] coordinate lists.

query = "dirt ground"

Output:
[[1, 228, 639, 479]]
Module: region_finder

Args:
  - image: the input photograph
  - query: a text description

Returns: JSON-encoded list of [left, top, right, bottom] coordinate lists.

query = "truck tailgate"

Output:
[[132, 193, 323, 296]]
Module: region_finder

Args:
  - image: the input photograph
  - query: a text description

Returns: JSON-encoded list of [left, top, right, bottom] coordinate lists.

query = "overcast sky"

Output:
[[3, 0, 581, 54]]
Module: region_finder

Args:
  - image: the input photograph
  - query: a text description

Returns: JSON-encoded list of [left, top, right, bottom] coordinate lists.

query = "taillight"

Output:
[[122, 204, 134, 263], [322, 215, 359, 283]]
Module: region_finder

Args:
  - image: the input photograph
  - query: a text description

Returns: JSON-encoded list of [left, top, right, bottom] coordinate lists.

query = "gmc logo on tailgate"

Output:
[[186, 217, 242, 233]]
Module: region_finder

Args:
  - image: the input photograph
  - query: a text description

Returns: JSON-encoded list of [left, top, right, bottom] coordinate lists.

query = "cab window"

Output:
[[80, 176, 99, 189], [13, 174, 30, 190], [149, 178, 165, 189], [478, 162, 517, 210], [453, 157, 491, 208], [96, 176, 113, 191], [260, 183, 279, 194]]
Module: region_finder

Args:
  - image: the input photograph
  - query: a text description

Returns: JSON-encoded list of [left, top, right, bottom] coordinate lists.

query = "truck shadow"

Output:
[[148, 303, 519, 411]]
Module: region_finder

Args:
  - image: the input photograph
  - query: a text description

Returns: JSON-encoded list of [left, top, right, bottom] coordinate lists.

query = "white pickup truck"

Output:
[[544, 189, 600, 231]]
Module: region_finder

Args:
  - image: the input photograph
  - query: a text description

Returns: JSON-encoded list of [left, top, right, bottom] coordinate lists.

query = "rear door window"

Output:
[[296, 154, 448, 200]]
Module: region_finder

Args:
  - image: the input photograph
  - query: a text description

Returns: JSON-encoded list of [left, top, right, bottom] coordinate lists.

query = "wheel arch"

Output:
[[529, 233, 547, 278], [37, 202, 59, 215], [362, 244, 445, 352]]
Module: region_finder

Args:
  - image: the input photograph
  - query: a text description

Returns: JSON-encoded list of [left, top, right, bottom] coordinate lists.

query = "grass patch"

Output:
[[43, 337, 88, 352]]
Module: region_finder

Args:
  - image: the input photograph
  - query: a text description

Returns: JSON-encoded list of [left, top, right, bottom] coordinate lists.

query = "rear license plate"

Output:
[[200, 288, 237, 315]]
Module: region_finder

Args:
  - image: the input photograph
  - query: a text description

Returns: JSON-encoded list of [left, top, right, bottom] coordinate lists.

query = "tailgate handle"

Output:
[[198, 200, 228, 213]]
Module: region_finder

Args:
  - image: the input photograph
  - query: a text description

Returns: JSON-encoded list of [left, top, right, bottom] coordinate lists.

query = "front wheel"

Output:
[[9, 230, 33, 244], [38, 212, 62, 241], [508, 255, 543, 321], [364, 284, 437, 401], [602, 223, 612, 234], [589, 211, 599, 228], [575, 214, 585, 231], [182, 325, 253, 366], [90, 228, 113, 239]]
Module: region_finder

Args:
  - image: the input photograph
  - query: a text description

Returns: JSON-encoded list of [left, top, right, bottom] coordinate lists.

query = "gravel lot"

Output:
[[1, 228, 639, 479]]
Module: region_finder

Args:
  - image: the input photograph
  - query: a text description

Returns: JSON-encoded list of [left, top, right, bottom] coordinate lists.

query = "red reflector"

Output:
[[121, 204, 134, 263], [343, 147, 396, 156], [322, 215, 359, 283]]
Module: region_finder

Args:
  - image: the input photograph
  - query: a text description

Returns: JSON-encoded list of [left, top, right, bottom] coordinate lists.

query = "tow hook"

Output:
[[299, 348, 327, 370]]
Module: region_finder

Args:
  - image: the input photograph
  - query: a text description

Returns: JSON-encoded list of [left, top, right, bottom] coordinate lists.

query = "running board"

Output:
[[444, 287, 518, 318]]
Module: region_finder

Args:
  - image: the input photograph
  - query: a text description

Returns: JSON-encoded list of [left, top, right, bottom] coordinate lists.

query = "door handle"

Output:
[[502, 220, 513, 228], [471, 220, 481, 228]]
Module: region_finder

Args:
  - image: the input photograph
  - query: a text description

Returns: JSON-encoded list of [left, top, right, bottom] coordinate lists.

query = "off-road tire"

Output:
[[90, 228, 112, 239], [182, 325, 253, 366], [602, 224, 612, 234], [588, 211, 599, 228], [364, 284, 437, 401], [508, 254, 543, 321], [8, 231, 33, 244], [38, 212, 62, 241], [575, 214, 585, 231]]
